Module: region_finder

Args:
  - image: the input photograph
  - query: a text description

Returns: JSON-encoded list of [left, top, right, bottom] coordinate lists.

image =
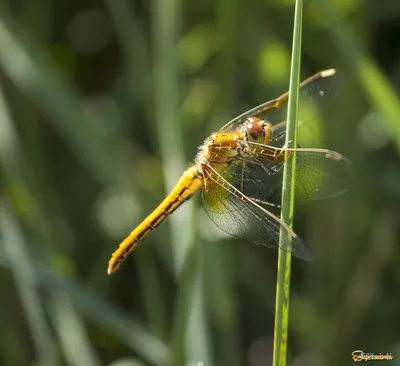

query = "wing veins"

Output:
[[218, 69, 336, 133], [203, 163, 297, 240]]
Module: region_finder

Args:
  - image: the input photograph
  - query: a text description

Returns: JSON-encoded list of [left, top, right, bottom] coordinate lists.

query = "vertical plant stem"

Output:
[[272, 0, 303, 365]]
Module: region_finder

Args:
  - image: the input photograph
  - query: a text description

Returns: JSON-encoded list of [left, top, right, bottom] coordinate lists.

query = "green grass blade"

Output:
[[272, 0, 303, 365], [48, 292, 102, 366], [0, 244, 170, 366], [0, 83, 60, 366], [0, 201, 60, 366], [0, 13, 118, 186]]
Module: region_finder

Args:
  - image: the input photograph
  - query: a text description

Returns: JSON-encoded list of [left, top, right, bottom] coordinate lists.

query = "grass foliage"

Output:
[[1, 0, 400, 365]]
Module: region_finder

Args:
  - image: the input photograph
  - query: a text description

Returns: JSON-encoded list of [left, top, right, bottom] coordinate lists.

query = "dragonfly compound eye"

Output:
[[246, 117, 269, 141]]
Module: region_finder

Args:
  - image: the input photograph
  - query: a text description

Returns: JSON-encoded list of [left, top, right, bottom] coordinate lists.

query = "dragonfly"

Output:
[[107, 68, 352, 274]]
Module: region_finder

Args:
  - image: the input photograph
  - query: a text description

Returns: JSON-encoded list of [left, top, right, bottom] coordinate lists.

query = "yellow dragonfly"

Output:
[[107, 69, 352, 274]]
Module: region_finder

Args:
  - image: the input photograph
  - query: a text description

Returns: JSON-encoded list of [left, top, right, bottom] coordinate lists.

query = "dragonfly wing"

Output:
[[289, 148, 352, 201], [218, 69, 337, 140], [201, 164, 311, 260], [237, 143, 352, 202], [215, 157, 282, 206]]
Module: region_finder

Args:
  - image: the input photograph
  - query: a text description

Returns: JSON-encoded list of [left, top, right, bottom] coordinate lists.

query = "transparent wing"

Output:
[[283, 147, 352, 201], [202, 164, 312, 260], [241, 143, 352, 202], [219, 69, 338, 147], [205, 141, 352, 204], [215, 156, 282, 206]]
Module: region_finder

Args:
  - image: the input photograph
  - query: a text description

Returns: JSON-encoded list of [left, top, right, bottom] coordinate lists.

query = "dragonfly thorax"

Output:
[[244, 117, 271, 144], [195, 132, 242, 170]]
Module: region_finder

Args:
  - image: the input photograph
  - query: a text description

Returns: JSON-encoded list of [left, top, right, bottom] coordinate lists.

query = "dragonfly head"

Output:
[[244, 117, 271, 144]]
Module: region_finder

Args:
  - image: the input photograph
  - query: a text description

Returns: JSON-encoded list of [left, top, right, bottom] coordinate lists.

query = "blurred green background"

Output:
[[1, 0, 400, 365]]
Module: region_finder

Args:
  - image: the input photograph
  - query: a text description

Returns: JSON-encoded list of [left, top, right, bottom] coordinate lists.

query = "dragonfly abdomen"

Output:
[[107, 166, 203, 274]]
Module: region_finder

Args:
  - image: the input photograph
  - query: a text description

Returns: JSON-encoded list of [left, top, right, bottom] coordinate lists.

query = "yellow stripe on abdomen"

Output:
[[107, 166, 203, 274]]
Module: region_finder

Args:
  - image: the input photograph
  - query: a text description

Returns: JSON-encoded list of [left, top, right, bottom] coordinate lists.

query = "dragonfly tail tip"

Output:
[[321, 69, 336, 78]]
